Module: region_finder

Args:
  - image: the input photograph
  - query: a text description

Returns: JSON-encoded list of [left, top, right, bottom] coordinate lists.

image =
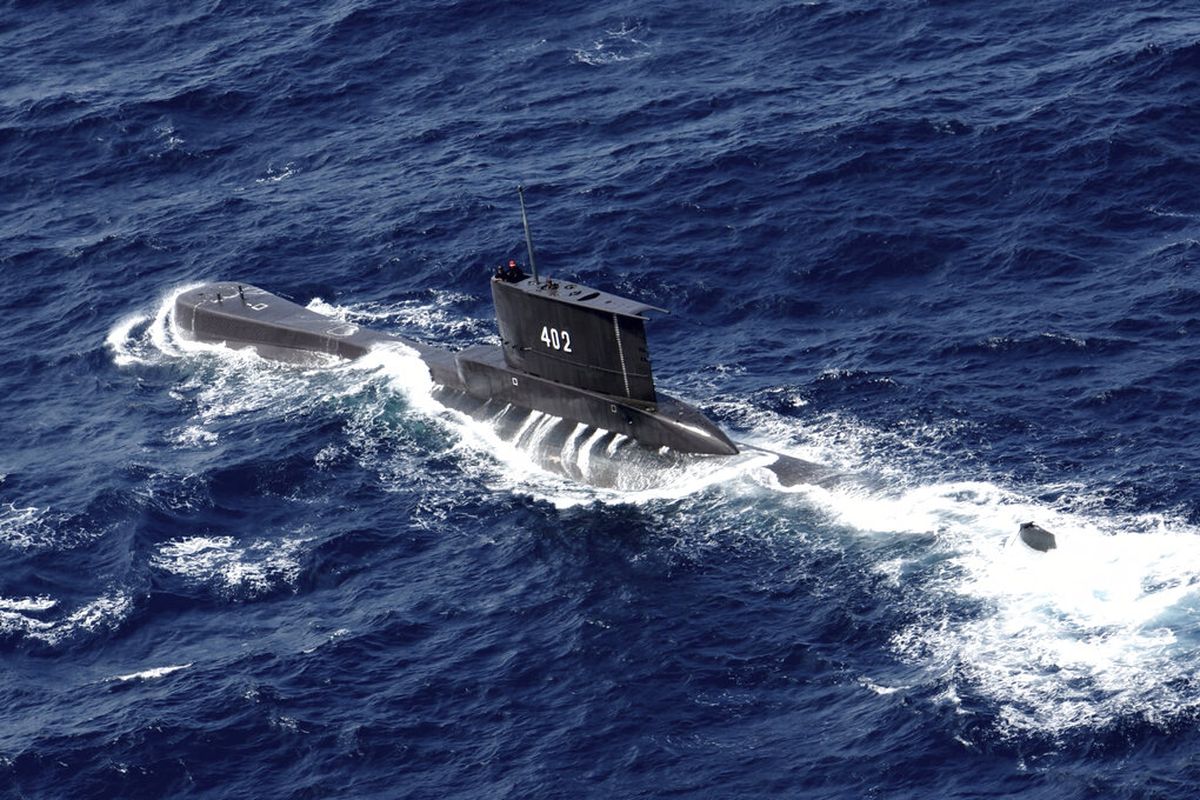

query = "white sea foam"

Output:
[[113, 663, 191, 682], [151, 535, 308, 598], [350, 342, 444, 416], [301, 627, 349, 654], [0, 591, 133, 646], [724, 397, 1200, 737], [0, 595, 57, 613], [1, 501, 113, 553], [255, 162, 296, 183], [860, 678, 906, 696], [106, 312, 151, 366], [106, 283, 230, 367], [577, 428, 607, 478], [0, 503, 57, 550], [152, 122, 183, 154], [170, 425, 219, 448], [572, 20, 654, 66], [61, 592, 134, 639], [874, 485, 1200, 736]]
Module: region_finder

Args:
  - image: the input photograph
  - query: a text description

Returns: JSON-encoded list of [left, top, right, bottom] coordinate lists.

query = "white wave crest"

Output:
[[151, 535, 308, 598], [0, 591, 133, 646], [113, 663, 191, 682], [572, 20, 654, 66], [106, 312, 151, 366], [0, 503, 57, 551], [105, 283, 234, 367], [169, 425, 219, 448], [0, 595, 57, 613]]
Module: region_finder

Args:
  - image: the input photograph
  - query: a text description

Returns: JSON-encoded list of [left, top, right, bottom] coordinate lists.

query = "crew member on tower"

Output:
[[494, 259, 526, 282]]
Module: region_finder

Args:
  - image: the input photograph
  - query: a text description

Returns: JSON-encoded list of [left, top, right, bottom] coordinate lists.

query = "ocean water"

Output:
[[3, 1, 1200, 797]]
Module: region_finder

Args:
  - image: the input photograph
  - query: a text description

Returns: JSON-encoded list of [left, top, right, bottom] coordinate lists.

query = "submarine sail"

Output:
[[492, 278, 663, 407]]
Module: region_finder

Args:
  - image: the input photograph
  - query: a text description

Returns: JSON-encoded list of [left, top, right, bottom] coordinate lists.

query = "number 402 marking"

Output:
[[540, 326, 573, 353]]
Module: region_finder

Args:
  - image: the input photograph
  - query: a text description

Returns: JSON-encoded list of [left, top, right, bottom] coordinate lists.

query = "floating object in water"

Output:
[[1018, 521, 1057, 552]]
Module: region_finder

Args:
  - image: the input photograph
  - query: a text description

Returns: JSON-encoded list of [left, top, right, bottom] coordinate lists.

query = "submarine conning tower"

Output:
[[491, 276, 665, 409]]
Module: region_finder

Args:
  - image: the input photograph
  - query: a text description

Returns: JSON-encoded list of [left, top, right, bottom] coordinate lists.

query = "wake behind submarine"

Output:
[[173, 188, 838, 488]]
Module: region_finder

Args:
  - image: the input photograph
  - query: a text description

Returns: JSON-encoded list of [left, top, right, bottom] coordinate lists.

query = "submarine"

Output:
[[173, 188, 837, 486]]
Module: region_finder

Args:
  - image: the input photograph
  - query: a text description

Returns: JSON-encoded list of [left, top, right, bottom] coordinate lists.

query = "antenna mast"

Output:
[[517, 184, 540, 285]]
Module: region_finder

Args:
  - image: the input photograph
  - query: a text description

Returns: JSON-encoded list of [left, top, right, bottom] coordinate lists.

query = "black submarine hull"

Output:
[[174, 283, 740, 456]]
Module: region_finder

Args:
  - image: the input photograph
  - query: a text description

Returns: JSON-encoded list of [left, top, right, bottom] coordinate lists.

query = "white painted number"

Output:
[[540, 326, 573, 353]]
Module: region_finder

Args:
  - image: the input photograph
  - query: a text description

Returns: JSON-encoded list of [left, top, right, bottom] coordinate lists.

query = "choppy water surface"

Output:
[[4, 2, 1200, 797]]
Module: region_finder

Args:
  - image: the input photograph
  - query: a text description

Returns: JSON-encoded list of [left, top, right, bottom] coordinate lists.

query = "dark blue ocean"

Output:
[[4, 1, 1200, 797]]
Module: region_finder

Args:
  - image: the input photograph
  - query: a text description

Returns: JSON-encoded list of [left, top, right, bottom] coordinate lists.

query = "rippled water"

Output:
[[4, 1, 1200, 797]]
